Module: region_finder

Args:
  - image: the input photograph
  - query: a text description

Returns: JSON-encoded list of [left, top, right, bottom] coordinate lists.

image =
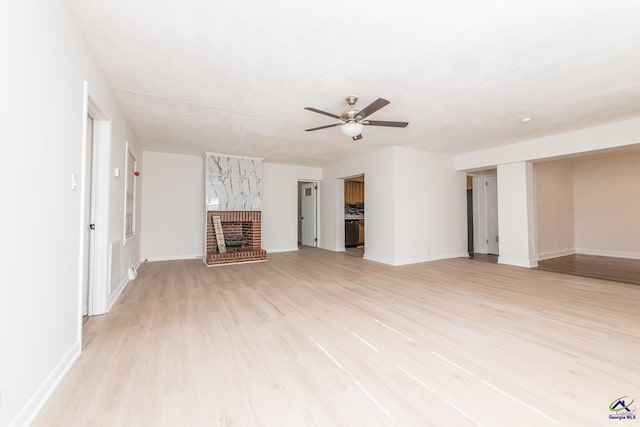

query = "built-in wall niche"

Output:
[[204, 153, 266, 265]]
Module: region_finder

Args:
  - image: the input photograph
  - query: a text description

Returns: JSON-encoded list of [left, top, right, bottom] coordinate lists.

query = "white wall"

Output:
[[573, 153, 640, 258], [534, 160, 575, 260], [0, 1, 140, 425], [262, 163, 322, 252], [321, 147, 397, 263], [141, 152, 204, 261], [138, 158, 322, 259], [393, 148, 468, 264], [497, 162, 538, 267], [321, 147, 467, 265]]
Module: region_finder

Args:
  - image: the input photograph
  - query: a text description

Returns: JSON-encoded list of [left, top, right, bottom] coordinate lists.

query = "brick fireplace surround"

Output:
[[206, 211, 267, 265]]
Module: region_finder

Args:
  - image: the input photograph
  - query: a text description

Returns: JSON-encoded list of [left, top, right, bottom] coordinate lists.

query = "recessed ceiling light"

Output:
[[521, 117, 533, 123]]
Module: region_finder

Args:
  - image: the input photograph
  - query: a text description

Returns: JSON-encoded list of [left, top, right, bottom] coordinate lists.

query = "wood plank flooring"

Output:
[[35, 248, 640, 426], [537, 254, 640, 286]]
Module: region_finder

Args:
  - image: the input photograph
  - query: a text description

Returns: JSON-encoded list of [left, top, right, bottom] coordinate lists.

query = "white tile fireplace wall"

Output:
[[205, 153, 262, 211]]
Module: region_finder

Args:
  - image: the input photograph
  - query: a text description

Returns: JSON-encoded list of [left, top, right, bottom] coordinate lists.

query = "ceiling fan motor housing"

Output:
[[341, 109, 361, 122], [343, 96, 362, 121]]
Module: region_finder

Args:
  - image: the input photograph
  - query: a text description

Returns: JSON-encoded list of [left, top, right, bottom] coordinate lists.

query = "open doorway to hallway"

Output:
[[467, 171, 499, 263], [344, 175, 365, 258], [298, 181, 318, 247]]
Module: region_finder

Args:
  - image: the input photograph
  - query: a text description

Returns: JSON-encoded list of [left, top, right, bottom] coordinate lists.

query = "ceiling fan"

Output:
[[304, 96, 409, 140]]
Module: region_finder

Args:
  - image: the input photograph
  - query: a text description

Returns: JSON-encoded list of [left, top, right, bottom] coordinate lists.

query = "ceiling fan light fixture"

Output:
[[341, 121, 364, 137]]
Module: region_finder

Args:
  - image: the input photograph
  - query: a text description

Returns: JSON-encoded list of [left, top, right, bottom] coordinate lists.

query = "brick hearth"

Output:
[[206, 211, 267, 265]]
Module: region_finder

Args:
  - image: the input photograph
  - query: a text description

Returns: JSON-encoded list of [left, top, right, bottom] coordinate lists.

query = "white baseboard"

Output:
[[265, 247, 299, 253], [107, 274, 130, 312], [498, 256, 538, 268], [537, 248, 576, 261], [392, 252, 470, 266], [10, 341, 81, 427], [575, 248, 640, 260], [362, 254, 395, 265], [143, 254, 204, 262], [319, 245, 346, 252], [364, 252, 469, 266]]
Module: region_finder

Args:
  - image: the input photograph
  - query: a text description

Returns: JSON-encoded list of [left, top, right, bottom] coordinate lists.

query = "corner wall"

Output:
[[534, 160, 575, 260], [573, 153, 640, 258], [393, 148, 468, 264], [140, 152, 204, 261], [321, 147, 467, 265], [321, 147, 397, 263], [262, 163, 322, 253]]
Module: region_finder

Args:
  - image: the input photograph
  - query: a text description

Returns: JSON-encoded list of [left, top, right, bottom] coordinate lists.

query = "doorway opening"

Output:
[[344, 174, 365, 258], [298, 181, 318, 247], [467, 171, 498, 262]]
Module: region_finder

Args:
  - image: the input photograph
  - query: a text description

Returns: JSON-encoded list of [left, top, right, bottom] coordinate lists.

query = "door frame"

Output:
[[298, 180, 320, 248], [470, 172, 498, 255], [78, 80, 112, 332]]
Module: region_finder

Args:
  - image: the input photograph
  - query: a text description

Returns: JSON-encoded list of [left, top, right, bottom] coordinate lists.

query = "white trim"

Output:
[[9, 342, 81, 427], [105, 260, 140, 312], [145, 254, 204, 262], [498, 257, 538, 268], [392, 253, 471, 266], [318, 244, 346, 252], [537, 248, 576, 261], [77, 81, 90, 340], [123, 141, 137, 243], [78, 82, 112, 318], [575, 248, 640, 260], [267, 247, 299, 253], [298, 179, 321, 248], [106, 275, 129, 312], [363, 254, 396, 265]]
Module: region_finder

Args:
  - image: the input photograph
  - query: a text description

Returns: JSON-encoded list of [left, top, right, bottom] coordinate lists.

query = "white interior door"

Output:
[[83, 114, 97, 316], [486, 175, 499, 255], [300, 182, 317, 247]]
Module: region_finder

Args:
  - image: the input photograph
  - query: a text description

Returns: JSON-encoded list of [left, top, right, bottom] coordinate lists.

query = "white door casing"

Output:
[[300, 182, 317, 247], [471, 174, 499, 255], [82, 113, 97, 316], [486, 175, 499, 255], [79, 81, 112, 327]]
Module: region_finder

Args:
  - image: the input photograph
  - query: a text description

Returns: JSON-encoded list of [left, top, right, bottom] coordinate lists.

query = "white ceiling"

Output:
[[66, 0, 640, 166]]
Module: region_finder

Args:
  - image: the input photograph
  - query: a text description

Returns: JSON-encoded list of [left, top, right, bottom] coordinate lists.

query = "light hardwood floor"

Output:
[[35, 248, 640, 426]]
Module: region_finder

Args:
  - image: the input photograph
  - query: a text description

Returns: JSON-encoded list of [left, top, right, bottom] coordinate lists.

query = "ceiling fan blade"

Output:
[[356, 98, 390, 120], [352, 134, 363, 141], [364, 120, 409, 128], [304, 107, 341, 120], [305, 123, 342, 132]]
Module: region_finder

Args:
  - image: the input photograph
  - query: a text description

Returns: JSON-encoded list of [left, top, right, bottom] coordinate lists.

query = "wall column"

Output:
[[497, 162, 538, 267]]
